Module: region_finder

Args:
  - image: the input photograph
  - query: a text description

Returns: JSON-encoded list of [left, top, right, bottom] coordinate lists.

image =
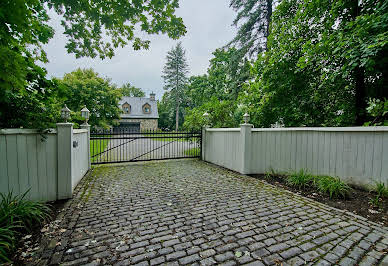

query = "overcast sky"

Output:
[[42, 0, 236, 100]]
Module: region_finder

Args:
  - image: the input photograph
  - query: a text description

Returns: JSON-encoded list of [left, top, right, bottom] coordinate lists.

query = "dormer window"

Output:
[[143, 103, 151, 114], [122, 102, 131, 114]]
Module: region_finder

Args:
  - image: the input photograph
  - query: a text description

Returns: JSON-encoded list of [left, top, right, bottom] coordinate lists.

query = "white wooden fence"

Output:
[[203, 126, 388, 188], [0, 124, 90, 202]]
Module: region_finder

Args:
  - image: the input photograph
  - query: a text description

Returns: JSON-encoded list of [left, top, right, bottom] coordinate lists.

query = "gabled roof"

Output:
[[118, 96, 159, 119]]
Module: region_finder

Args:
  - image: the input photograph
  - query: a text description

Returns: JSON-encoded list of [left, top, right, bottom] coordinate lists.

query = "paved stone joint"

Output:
[[32, 160, 388, 265]]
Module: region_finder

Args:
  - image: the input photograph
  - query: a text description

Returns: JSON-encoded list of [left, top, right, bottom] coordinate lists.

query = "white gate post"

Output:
[[80, 124, 91, 169], [201, 126, 208, 161], [57, 123, 73, 199], [240, 114, 253, 174]]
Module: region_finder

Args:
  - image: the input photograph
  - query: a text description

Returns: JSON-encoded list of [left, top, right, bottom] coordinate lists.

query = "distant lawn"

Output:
[[90, 137, 110, 162], [184, 147, 200, 157]]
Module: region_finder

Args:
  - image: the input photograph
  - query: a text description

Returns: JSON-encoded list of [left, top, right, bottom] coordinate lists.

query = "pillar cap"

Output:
[[57, 122, 73, 127]]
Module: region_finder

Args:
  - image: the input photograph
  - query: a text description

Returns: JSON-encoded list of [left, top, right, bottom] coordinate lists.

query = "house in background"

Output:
[[116, 93, 159, 131]]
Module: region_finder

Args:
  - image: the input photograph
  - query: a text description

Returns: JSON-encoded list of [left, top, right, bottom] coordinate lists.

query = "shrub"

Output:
[[286, 169, 314, 189], [376, 182, 388, 199], [370, 182, 388, 208], [315, 176, 350, 199], [0, 191, 51, 262]]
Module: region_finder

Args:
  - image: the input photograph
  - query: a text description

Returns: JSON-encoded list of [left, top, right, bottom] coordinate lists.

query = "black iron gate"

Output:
[[90, 128, 202, 164]]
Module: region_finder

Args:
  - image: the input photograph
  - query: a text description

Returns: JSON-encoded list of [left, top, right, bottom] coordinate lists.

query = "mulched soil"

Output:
[[11, 199, 68, 265], [250, 174, 388, 227]]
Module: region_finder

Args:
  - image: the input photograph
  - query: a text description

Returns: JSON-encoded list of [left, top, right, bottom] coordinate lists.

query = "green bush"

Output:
[[376, 182, 388, 198], [282, 169, 351, 199], [370, 182, 388, 208], [286, 169, 314, 189], [0, 191, 51, 262], [315, 176, 351, 199]]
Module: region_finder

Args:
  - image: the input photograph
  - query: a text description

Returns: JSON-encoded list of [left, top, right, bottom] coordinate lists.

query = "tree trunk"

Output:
[[264, 0, 273, 51], [349, 1, 366, 125], [354, 67, 366, 125], [175, 102, 180, 131]]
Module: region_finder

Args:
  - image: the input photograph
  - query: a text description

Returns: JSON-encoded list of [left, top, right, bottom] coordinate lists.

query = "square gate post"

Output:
[[57, 122, 74, 199], [201, 126, 208, 161], [240, 123, 253, 174], [80, 124, 91, 169]]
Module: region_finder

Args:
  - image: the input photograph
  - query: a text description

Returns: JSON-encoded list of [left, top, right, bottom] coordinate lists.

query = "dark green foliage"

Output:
[[183, 97, 243, 132], [364, 99, 388, 126], [57, 68, 122, 128], [370, 182, 388, 208], [120, 83, 145, 97], [0, 225, 18, 262], [286, 169, 314, 189], [1, 0, 185, 129], [315, 176, 351, 199], [285, 170, 351, 199], [242, 0, 388, 127], [229, 0, 273, 57], [158, 92, 186, 130], [376, 182, 388, 199], [46, 0, 186, 59], [0, 191, 51, 262], [180, 48, 251, 131]]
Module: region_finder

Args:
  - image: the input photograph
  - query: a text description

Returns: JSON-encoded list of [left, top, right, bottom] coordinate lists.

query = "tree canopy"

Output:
[[0, 0, 185, 128], [160, 0, 387, 130], [58, 68, 122, 128], [241, 0, 388, 127], [229, 0, 273, 57], [121, 83, 145, 97]]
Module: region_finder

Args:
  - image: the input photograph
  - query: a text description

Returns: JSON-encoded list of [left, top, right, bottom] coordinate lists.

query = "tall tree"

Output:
[[242, 0, 388, 127], [229, 0, 273, 58], [162, 42, 189, 131], [121, 83, 145, 97], [1, 0, 185, 128]]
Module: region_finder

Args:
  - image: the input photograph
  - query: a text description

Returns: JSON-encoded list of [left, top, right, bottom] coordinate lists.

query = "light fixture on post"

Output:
[[243, 113, 250, 124], [61, 104, 71, 123], [203, 112, 209, 127], [81, 106, 90, 125]]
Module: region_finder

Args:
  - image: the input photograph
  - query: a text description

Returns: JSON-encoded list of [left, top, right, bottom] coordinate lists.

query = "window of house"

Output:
[[122, 103, 131, 114], [143, 104, 151, 114]]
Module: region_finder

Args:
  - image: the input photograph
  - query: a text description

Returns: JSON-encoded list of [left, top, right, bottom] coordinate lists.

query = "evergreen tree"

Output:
[[229, 0, 273, 58], [162, 42, 189, 131]]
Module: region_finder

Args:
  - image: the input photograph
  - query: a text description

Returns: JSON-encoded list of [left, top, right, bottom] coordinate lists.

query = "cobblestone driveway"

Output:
[[34, 160, 387, 266]]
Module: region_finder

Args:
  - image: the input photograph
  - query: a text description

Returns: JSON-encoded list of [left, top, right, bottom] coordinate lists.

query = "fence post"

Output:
[[201, 126, 208, 161], [57, 123, 73, 199], [240, 123, 253, 174], [80, 124, 91, 169]]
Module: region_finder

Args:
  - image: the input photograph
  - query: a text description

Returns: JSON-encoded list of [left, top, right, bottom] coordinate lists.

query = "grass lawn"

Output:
[[90, 138, 110, 162], [144, 132, 199, 142], [184, 147, 200, 157]]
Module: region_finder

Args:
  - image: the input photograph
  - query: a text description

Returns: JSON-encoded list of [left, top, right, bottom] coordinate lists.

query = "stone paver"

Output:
[[29, 159, 388, 265]]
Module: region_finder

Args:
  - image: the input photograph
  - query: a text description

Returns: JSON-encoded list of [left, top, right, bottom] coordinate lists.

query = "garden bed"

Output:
[[11, 199, 67, 264], [250, 173, 388, 226]]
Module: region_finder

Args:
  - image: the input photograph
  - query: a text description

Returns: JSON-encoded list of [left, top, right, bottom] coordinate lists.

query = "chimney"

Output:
[[150, 92, 155, 101]]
